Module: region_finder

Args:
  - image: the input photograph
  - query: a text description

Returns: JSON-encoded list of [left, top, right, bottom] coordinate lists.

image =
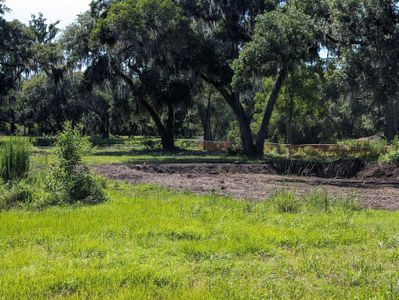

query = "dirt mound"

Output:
[[271, 159, 364, 178], [357, 163, 399, 181], [129, 163, 278, 175], [129, 159, 364, 178], [94, 162, 399, 210]]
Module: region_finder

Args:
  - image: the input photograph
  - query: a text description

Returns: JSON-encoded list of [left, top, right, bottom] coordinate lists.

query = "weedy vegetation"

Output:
[[0, 124, 107, 210], [0, 138, 31, 182], [0, 184, 398, 299], [380, 136, 399, 164]]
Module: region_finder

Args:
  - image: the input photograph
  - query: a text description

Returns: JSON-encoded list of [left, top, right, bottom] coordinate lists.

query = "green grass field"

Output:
[[1, 183, 399, 299]]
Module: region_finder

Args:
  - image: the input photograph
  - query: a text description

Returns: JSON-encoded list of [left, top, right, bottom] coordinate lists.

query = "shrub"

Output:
[[33, 135, 57, 147], [45, 123, 107, 205], [0, 179, 46, 210], [54, 123, 91, 171], [380, 136, 399, 164], [143, 139, 161, 150], [0, 138, 31, 182], [89, 135, 124, 147]]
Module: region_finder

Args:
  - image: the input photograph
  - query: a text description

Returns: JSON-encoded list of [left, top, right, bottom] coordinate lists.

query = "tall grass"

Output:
[[0, 184, 398, 299], [380, 135, 399, 164], [0, 138, 31, 181]]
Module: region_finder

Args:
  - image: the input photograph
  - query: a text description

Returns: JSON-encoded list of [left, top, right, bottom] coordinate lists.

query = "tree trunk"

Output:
[[9, 109, 16, 135], [161, 101, 176, 151], [220, 90, 257, 156], [384, 97, 398, 143], [160, 130, 175, 151], [286, 90, 294, 144], [137, 98, 175, 151], [101, 111, 110, 138], [201, 74, 257, 156], [255, 65, 289, 156], [198, 87, 213, 141], [118, 73, 176, 151]]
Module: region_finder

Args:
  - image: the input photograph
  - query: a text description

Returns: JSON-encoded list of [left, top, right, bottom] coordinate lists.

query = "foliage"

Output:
[[53, 122, 91, 171], [330, 0, 399, 142], [2, 0, 399, 155], [44, 123, 107, 206], [380, 136, 399, 164], [264, 66, 337, 144], [32, 135, 57, 147], [0, 138, 31, 181], [0, 178, 45, 210]]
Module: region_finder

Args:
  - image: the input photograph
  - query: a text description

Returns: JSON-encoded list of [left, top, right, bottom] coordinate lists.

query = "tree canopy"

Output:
[[0, 0, 398, 156]]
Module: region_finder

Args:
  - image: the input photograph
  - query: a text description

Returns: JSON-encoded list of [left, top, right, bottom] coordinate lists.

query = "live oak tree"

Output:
[[29, 14, 69, 131], [0, 2, 34, 131], [232, 3, 320, 156], [1, 0, 399, 150], [88, 0, 198, 150], [329, 0, 399, 142], [178, 0, 281, 156]]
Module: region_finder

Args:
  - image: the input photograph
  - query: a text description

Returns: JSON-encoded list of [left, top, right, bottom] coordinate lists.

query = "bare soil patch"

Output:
[[94, 163, 399, 210], [357, 162, 399, 182]]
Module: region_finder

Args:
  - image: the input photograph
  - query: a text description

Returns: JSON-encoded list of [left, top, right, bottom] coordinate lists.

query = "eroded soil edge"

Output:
[[94, 163, 399, 210]]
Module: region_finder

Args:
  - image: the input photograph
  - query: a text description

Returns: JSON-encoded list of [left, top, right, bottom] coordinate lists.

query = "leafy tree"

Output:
[[232, 3, 320, 155], [18, 72, 84, 134], [261, 65, 337, 144], [28, 14, 68, 131], [0, 4, 35, 132], [178, 0, 281, 156], [329, 0, 399, 142], [86, 0, 198, 150]]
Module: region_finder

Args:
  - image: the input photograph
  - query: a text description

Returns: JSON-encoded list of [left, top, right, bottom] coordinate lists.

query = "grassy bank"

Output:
[[0, 183, 398, 299], [8, 134, 387, 166]]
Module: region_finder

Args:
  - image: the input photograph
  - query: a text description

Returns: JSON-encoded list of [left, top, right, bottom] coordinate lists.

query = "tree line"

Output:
[[1, 0, 398, 157]]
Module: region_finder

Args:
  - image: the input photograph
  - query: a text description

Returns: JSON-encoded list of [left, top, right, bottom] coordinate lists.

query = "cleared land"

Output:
[[94, 163, 399, 210]]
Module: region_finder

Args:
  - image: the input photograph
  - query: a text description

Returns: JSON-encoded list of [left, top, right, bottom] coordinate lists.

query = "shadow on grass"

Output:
[[92, 148, 255, 164]]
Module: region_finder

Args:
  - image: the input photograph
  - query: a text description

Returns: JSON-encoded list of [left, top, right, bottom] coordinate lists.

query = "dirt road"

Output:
[[94, 163, 399, 210]]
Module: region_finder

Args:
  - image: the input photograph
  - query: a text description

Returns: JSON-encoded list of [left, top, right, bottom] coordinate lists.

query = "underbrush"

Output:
[[0, 183, 398, 299], [0, 124, 107, 210], [265, 140, 388, 161], [45, 123, 107, 206], [380, 136, 399, 164], [32, 135, 57, 147]]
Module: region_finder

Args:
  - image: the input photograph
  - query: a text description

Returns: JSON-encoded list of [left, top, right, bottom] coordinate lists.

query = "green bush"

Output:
[[45, 123, 107, 205], [0, 178, 47, 210], [33, 135, 57, 147], [143, 139, 162, 150], [0, 138, 31, 182], [89, 135, 125, 147], [380, 136, 399, 164]]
